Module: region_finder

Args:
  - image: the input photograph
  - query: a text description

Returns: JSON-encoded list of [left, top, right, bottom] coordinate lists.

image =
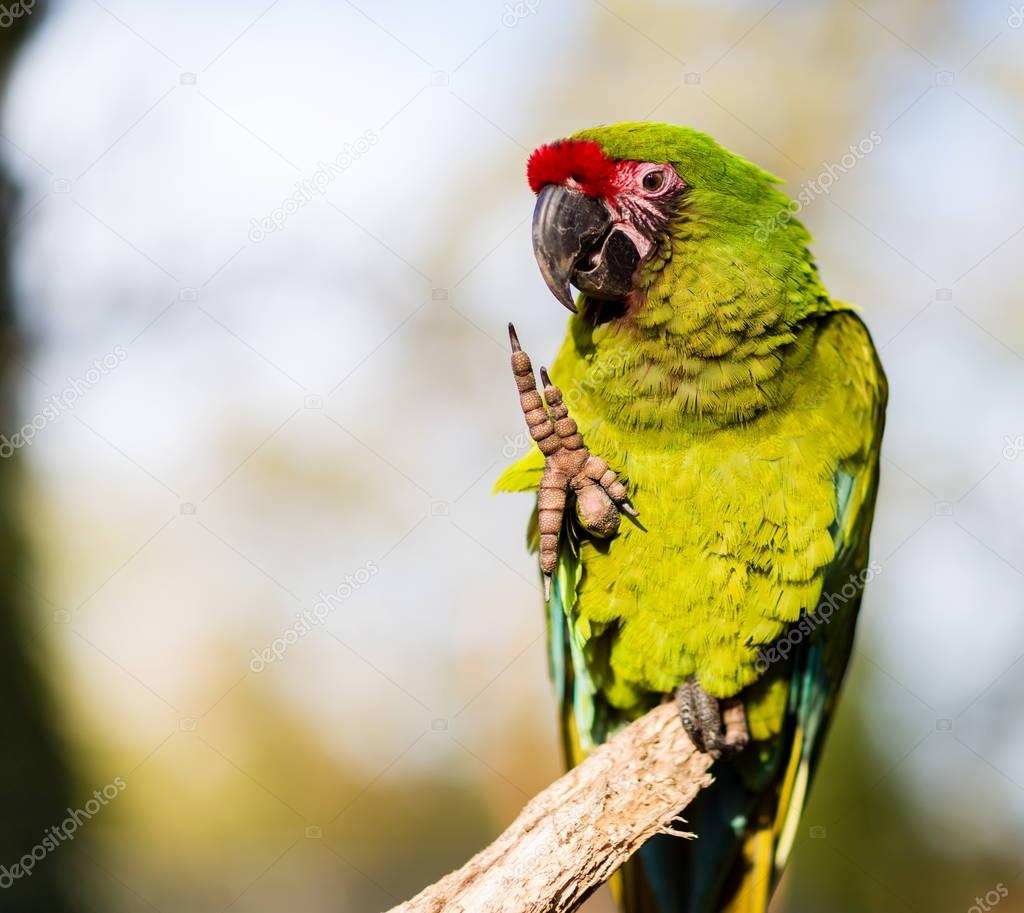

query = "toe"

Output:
[[675, 680, 704, 752], [675, 677, 718, 753], [676, 676, 729, 755], [721, 698, 750, 754]]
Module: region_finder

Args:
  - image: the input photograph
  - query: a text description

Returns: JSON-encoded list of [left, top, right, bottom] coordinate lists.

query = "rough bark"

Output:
[[383, 702, 715, 913]]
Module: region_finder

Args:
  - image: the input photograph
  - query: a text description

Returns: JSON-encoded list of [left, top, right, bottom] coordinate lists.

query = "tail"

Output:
[[611, 829, 775, 913], [572, 688, 777, 913], [609, 640, 836, 913], [608, 771, 774, 913]]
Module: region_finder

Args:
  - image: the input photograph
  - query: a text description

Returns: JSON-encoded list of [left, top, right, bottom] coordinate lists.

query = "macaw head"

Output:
[[526, 122, 814, 321]]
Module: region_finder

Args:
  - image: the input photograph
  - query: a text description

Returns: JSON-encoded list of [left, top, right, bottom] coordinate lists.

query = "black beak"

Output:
[[531, 185, 611, 312], [531, 184, 640, 313]]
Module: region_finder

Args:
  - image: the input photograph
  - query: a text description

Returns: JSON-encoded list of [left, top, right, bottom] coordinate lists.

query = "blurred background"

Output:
[[1, 1, 1023, 911]]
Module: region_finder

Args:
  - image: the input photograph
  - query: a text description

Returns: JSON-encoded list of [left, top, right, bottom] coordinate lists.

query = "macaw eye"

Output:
[[641, 170, 666, 192]]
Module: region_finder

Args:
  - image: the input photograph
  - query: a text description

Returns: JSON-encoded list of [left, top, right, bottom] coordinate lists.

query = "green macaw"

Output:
[[494, 123, 887, 913]]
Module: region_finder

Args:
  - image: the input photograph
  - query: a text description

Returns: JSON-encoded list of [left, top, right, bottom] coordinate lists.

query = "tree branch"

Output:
[[383, 702, 714, 913]]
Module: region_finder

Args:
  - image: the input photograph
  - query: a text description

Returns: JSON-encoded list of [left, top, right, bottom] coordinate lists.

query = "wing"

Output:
[[716, 330, 887, 913]]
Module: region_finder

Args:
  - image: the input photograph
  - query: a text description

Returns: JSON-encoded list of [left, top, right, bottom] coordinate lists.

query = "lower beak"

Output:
[[531, 185, 612, 312]]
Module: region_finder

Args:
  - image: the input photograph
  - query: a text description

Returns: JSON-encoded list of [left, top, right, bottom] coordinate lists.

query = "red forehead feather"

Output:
[[526, 139, 617, 198]]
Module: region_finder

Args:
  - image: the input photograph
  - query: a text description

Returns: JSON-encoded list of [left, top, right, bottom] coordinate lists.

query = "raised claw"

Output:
[[505, 327, 637, 592]]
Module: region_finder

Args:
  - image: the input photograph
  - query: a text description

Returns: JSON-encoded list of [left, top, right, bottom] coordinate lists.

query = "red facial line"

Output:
[[526, 139, 619, 199]]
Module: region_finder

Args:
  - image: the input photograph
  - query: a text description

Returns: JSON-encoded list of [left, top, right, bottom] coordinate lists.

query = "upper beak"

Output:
[[531, 184, 612, 312]]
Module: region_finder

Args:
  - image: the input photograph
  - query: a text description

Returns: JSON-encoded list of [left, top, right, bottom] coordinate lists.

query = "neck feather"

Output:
[[568, 230, 841, 432]]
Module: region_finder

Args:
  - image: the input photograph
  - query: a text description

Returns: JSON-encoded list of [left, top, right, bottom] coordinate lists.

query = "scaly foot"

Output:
[[675, 676, 749, 755], [507, 323, 636, 597]]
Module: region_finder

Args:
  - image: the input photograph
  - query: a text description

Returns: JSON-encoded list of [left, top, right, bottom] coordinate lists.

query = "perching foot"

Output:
[[675, 676, 749, 756]]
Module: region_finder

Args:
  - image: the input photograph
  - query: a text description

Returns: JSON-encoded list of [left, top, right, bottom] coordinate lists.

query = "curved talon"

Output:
[[539, 365, 552, 387], [621, 498, 639, 518], [508, 322, 522, 352]]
